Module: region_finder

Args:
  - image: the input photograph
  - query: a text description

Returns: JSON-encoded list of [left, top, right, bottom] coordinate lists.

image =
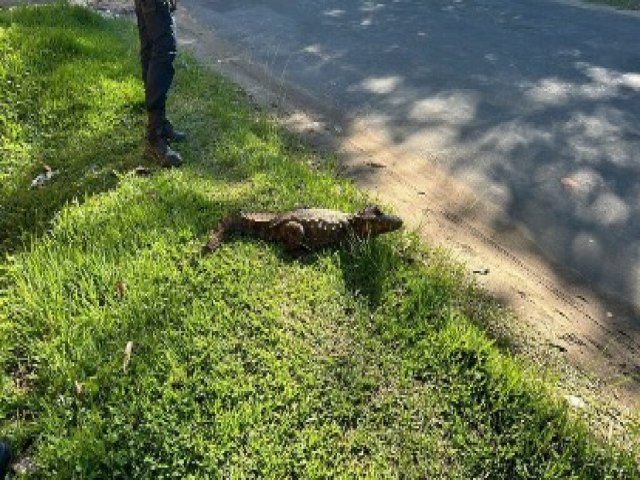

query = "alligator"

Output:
[[203, 205, 403, 253]]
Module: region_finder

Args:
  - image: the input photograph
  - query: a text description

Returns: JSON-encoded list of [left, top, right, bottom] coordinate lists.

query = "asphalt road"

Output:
[[181, 0, 640, 307]]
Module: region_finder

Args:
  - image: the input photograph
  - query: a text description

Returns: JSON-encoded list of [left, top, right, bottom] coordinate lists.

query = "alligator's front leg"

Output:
[[278, 220, 306, 251]]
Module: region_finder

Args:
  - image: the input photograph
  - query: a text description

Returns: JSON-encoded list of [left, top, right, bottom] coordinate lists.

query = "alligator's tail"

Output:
[[202, 216, 235, 254], [202, 227, 224, 254]]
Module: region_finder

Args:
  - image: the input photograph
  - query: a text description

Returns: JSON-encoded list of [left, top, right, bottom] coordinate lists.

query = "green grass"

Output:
[[0, 4, 638, 478], [586, 0, 640, 9]]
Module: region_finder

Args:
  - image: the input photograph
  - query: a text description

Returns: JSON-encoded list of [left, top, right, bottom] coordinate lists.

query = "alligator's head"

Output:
[[350, 205, 403, 236]]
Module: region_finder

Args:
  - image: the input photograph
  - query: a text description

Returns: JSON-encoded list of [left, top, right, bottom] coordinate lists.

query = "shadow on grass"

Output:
[[0, 5, 146, 254], [336, 234, 522, 355], [0, 114, 144, 255], [0, 176, 271, 465], [0, 6, 259, 256]]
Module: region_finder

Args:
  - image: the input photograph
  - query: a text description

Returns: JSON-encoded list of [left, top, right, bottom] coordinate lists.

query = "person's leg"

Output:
[[137, 4, 185, 144], [138, 0, 183, 166], [145, 10, 187, 144], [0, 442, 10, 479], [140, 0, 175, 126], [134, 1, 152, 87]]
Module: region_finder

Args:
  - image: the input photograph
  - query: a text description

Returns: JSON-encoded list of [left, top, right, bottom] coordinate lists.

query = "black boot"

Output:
[[145, 112, 183, 168], [0, 442, 10, 479], [145, 133, 183, 168], [161, 119, 187, 143]]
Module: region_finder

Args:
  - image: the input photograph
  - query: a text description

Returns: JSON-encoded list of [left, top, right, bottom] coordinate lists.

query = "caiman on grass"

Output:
[[203, 205, 403, 253]]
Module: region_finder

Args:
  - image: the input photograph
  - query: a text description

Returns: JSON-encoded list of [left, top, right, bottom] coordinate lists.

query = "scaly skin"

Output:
[[203, 205, 402, 253]]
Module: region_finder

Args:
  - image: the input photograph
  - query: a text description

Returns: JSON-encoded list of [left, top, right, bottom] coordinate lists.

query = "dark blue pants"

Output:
[[0, 442, 9, 479], [134, 0, 176, 130]]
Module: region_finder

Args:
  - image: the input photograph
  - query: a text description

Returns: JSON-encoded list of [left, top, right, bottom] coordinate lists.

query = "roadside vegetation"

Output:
[[0, 5, 638, 478], [586, 0, 640, 10]]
